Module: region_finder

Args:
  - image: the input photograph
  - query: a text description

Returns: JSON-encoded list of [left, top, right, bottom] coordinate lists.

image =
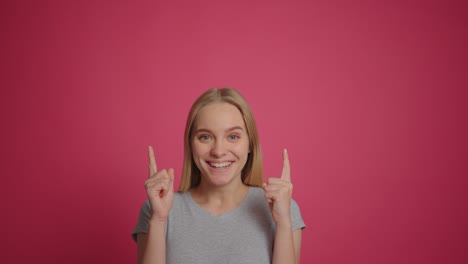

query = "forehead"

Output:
[[194, 102, 245, 130]]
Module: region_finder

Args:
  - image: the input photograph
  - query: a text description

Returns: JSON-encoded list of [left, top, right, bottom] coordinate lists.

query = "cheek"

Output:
[[234, 141, 250, 157], [191, 144, 201, 159], [191, 142, 199, 161], [191, 147, 203, 170], [192, 142, 209, 158]]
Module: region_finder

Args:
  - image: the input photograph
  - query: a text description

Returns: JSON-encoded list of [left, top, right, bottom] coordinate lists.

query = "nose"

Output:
[[210, 139, 227, 158]]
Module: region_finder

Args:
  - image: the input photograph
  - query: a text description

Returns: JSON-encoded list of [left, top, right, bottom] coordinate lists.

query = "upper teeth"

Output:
[[210, 162, 231, 168]]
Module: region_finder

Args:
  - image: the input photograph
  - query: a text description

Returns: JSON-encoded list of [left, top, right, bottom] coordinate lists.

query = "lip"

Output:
[[206, 160, 234, 169], [207, 160, 233, 163]]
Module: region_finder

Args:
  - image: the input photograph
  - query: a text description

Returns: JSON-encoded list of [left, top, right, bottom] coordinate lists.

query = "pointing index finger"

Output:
[[281, 148, 291, 182], [148, 145, 157, 177]]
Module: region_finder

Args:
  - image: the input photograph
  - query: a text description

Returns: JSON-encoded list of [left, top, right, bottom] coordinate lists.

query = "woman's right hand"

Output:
[[145, 146, 174, 222]]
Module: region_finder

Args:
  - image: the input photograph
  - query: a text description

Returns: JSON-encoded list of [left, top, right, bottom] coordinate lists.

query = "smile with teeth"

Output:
[[209, 161, 232, 168]]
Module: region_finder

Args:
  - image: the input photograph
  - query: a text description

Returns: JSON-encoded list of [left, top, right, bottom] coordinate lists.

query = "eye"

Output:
[[198, 134, 212, 142], [228, 134, 240, 141]]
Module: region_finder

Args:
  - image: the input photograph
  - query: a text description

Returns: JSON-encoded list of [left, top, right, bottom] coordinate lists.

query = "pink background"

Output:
[[1, 0, 467, 263]]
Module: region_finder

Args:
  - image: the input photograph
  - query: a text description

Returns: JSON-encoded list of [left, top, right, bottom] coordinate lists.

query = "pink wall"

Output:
[[2, 0, 467, 263]]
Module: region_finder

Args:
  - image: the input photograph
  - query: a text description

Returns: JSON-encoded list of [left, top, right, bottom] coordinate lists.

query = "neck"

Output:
[[190, 180, 249, 215]]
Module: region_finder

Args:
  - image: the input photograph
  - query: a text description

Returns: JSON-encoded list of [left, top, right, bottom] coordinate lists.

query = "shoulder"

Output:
[[246, 186, 269, 206], [170, 191, 190, 209], [291, 198, 300, 210], [247, 187, 305, 230], [244, 187, 271, 215], [247, 186, 301, 211], [168, 191, 193, 215], [139, 200, 151, 215], [139, 191, 188, 212], [174, 191, 187, 201], [248, 186, 266, 197]]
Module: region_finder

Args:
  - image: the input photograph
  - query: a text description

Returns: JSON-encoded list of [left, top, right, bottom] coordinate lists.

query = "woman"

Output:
[[132, 88, 305, 264]]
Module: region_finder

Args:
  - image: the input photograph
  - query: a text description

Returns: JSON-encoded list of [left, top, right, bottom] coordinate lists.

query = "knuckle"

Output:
[[144, 180, 152, 187]]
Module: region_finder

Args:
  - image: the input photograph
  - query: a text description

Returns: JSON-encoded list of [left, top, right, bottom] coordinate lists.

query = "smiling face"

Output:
[[191, 102, 250, 188]]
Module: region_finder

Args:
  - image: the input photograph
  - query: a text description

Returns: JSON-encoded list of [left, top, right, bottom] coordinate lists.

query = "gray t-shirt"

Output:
[[132, 187, 305, 264]]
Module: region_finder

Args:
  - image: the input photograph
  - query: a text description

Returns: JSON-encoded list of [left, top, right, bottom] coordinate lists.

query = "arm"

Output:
[[136, 233, 148, 264], [272, 224, 303, 264], [272, 223, 295, 264], [137, 146, 175, 264], [136, 219, 167, 264], [264, 149, 303, 264], [293, 229, 303, 263]]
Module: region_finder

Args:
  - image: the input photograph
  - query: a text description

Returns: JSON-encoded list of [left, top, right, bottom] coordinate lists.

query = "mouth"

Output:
[[208, 161, 233, 168]]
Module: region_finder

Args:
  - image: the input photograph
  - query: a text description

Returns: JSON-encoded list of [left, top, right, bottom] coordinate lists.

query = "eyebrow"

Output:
[[193, 126, 245, 134]]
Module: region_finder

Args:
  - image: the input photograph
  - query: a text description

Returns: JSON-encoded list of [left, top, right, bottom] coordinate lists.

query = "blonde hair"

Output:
[[179, 88, 263, 192]]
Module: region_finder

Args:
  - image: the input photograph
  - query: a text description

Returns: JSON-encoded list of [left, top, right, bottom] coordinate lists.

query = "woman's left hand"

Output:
[[263, 149, 293, 226]]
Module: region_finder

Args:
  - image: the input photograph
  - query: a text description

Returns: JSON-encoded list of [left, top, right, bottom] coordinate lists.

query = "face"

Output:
[[191, 102, 250, 188]]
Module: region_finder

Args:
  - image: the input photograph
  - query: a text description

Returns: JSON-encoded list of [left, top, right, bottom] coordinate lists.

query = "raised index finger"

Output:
[[148, 145, 157, 177], [281, 148, 291, 182]]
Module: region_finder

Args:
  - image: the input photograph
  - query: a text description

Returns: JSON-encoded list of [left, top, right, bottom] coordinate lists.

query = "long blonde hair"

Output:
[[179, 88, 263, 192]]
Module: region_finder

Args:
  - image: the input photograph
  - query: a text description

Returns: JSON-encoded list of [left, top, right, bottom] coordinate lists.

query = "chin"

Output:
[[202, 171, 240, 187]]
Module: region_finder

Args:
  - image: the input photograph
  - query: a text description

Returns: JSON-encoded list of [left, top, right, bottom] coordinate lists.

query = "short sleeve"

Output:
[[290, 199, 306, 231], [131, 200, 151, 242]]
